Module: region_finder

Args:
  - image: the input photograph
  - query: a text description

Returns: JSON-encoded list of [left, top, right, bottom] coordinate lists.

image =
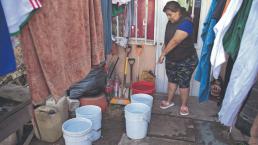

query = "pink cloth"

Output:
[[21, 0, 104, 105], [250, 116, 258, 145]]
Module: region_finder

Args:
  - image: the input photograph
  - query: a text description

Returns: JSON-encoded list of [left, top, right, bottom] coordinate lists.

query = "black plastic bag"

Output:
[[68, 64, 107, 99]]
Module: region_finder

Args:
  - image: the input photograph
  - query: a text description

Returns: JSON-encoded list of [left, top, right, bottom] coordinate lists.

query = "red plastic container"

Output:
[[132, 81, 155, 95]]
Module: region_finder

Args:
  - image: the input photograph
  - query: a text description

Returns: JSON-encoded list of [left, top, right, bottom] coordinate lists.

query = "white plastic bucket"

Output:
[[124, 103, 150, 139], [62, 118, 92, 145], [75, 105, 102, 141], [91, 129, 101, 141], [130, 93, 153, 121], [130, 93, 153, 107]]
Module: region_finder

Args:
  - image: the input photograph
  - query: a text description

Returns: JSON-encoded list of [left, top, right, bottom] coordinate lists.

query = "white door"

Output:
[[155, 0, 172, 93], [155, 0, 211, 96]]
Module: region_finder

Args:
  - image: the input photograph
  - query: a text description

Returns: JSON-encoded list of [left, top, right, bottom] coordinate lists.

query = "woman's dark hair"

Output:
[[163, 1, 188, 17]]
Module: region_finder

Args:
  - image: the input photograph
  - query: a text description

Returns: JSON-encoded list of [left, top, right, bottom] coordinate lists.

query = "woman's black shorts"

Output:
[[165, 54, 198, 88]]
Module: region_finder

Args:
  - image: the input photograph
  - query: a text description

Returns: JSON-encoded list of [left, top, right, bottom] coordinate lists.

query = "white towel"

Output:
[[210, 0, 243, 79]]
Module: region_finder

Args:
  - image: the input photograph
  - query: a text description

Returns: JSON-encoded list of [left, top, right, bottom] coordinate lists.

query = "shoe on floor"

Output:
[[160, 100, 175, 109], [179, 106, 189, 116]]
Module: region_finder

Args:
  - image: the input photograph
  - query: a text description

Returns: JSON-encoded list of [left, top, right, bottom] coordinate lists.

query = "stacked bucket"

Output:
[[61, 93, 154, 144], [125, 93, 153, 139], [62, 118, 92, 145], [75, 105, 102, 141], [62, 105, 102, 145]]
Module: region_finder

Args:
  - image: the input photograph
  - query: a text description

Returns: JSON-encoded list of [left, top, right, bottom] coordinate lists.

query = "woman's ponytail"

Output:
[[180, 6, 189, 17]]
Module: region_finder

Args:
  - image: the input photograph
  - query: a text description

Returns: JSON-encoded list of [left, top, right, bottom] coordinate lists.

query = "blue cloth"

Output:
[[177, 19, 193, 35], [0, 2, 16, 76], [101, 0, 112, 55], [195, 0, 217, 102]]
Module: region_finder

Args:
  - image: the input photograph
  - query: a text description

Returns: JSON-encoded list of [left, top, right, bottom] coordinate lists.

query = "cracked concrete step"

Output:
[[152, 95, 219, 122], [148, 114, 195, 142], [194, 120, 235, 145], [118, 133, 195, 145]]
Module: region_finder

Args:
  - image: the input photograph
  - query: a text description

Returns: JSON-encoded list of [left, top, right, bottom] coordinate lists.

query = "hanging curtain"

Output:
[[218, 0, 258, 126], [101, 0, 112, 54], [21, 0, 105, 105]]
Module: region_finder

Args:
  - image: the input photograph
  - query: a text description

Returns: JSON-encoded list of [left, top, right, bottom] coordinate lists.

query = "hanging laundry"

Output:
[[222, 0, 231, 15], [0, 0, 42, 35], [112, 0, 131, 6], [216, 0, 241, 106], [210, 0, 243, 80], [124, 1, 133, 38], [194, 0, 217, 102], [112, 4, 125, 17], [20, 0, 105, 105], [223, 0, 253, 61], [218, 0, 258, 126], [135, 0, 155, 40], [178, 0, 192, 11], [136, 0, 145, 38], [0, 2, 16, 76], [112, 2, 133, 47], [102, 0, 113, 54], [146, 0, 155, 40], [193, 0, 201, 42], [217, 57, 234, 107], [212, 0, 227, 20]]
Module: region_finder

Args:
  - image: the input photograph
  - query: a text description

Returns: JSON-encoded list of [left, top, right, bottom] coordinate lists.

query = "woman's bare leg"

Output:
[[166, 82, 177, 103]]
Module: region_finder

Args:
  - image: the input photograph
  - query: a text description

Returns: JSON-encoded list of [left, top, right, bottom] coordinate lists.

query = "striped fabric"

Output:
[[29, 0, 42, 9]]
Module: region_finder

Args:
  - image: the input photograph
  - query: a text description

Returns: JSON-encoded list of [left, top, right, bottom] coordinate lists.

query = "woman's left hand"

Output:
[[158, 54, 165, 64]]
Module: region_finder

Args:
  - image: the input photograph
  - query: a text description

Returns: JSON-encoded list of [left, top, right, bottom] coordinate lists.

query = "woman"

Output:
[[158, 1, 198, 116]]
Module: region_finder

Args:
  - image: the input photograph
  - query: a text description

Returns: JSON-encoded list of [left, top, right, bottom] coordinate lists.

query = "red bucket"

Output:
[[131, 81, 155, 95]]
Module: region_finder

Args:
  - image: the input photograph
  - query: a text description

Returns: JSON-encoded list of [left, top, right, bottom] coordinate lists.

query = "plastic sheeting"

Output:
[[69, 65, 107, 99]]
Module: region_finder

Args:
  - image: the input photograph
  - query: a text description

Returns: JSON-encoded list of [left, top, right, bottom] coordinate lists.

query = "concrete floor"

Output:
[[29, 94, 249, 145]]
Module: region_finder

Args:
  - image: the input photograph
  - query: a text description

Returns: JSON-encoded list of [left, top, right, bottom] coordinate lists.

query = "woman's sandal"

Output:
[[180, 106, 189, 116], [160, 100, 175, 109]]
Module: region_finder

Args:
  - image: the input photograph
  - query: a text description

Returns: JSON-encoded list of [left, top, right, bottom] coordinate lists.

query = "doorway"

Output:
[[155, 0, 204, 96]]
